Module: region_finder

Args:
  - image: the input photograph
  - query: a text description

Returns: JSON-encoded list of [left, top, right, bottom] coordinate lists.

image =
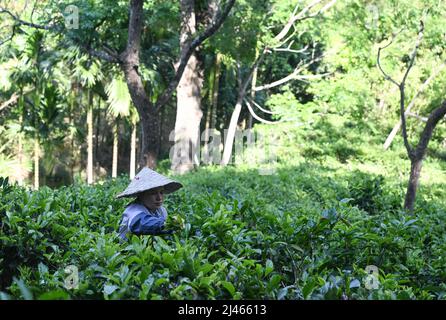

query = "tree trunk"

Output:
[[17, 119, 23, 186], [17, 93, 24, 186], [120, 0, 159, 170], [203, 53, 221, 159], [248, 48, 259, 129], [159, 104, 163, 153], [221, 94, 244, 166], [171, 0, 204, 174], [70, 89, 75, 183], [204, 61, 214, 140], [33, 87, 40, 190], [34, 132, 39, 190], [404, 158, 423, 213], [221, 59, 260, 166], [112, 117, 119, 178], [95, 95, 101, 167], [120, 0, 234, 171], [87, 90, 94, 184], [138, 111, 159, 170], [211, 52, 221, 130], [130, 119, 137, 179], [403, 101, 446, 212]]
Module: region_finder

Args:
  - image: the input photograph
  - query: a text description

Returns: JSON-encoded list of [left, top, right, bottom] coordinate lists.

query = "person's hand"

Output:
[[165, 214, 185, 230]]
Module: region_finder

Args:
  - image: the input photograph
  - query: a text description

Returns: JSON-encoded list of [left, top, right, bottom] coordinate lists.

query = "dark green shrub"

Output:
[[346, 172, 385, 214]]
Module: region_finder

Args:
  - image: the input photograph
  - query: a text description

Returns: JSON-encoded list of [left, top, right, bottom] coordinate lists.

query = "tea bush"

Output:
[[1, 115, 445, 300]]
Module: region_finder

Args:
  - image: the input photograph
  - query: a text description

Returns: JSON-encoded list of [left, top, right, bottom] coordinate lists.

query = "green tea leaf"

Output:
[[103, 284, 119, 296], [221, 281, 236, 297], [265, 259, 274, 277]]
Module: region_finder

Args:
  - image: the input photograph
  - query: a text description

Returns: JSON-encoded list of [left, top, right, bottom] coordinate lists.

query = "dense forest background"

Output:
[[1, 0, 444, 186]]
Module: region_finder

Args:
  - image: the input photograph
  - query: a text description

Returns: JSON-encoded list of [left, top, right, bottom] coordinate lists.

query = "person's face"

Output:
[[139, 187, 164, 210]]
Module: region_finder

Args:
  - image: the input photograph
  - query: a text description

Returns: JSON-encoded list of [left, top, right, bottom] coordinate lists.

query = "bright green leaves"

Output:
[[220, 281, 236, 297], [106, 76, 132, 118], [0, 176, 12, 194], [265, 259, 274, 277], [1, 158, 445, 300], [103, 284, 119, 297]]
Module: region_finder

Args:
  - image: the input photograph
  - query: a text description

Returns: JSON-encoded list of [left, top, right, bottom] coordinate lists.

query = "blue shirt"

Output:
[[118, 203, 167, 240]]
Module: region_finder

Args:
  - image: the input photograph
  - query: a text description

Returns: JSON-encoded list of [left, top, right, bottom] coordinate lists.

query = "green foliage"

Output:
[[1, 111, 445, 300], [266, 88, 320, 123], [106, 76, 132, 118], [1, 0, 446, 301], [0, 123, 32, 182]]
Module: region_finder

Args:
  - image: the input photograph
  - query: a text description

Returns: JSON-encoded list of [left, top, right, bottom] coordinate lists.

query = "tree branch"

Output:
[[400, 22, 424, 159], [247, 97, 279, 115], [274, 0, 336, 43], [401, 21, 424, 85], [0, 88, 33, 113], [377, 35, 401, 87], [254, 49, 331, 91], [273, 42, 310, 54], [244, 99, 282, 124], [86, 46, 120, 63], [383, 60, 446, 150], [154, 0, 236, 112], [241, 49, 268, 95], [1, 5, 122, 65], [377, 23, 423, 159], [414, 100, 446, 159], [0, 93, 20, 112], [406, 112, 427, 122], [0, 27, 15, 46], [0, 7, 55, 30]]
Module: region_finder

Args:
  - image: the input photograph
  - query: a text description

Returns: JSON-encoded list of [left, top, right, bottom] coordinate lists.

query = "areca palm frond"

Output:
[[106, 76, 132, 117], [73, 54, 103, 88]]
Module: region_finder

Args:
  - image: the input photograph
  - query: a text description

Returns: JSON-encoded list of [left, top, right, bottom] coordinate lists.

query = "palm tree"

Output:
[[17, 29, 45, 189], [129, 107, 139, 179], [106, 75, 133, 178], [0, 55, 31, 185], [73, 53, 103, 184]]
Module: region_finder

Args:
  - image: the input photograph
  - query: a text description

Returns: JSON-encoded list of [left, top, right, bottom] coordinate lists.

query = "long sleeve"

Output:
[[118, 204, 168, 240], [128, 212, 165, 235]]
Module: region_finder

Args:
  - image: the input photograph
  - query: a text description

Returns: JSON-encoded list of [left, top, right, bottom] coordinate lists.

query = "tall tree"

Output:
[[378, 21, 446, 213], [171, 0, 206, 174], [1, 0, 236, 170], [71, 52, 103, 184], [218, 0, 336, 166], [129, 108, 139, 179], [106, 75, 132, 178], [118, 0, 235, 169], [87, 90, 94, 184]]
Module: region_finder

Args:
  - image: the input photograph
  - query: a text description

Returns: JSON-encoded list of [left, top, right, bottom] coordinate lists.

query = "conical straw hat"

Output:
[[116, 167, 183, 198]]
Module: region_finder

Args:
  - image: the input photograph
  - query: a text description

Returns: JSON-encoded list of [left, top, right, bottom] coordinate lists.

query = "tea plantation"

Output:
[[1, 116, 445, 300]]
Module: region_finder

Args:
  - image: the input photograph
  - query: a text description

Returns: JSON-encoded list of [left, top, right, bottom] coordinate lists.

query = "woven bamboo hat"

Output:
[[116, 167, 183, 198]]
